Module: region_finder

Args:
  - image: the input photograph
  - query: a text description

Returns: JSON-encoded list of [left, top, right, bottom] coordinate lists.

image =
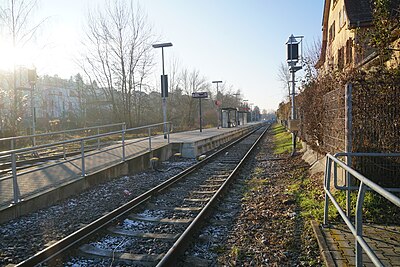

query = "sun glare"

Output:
[[0, 44, 34, 71]]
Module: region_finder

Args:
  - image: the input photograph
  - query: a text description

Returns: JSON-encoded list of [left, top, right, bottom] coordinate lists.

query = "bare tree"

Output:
[[80, 0, 155, 127], [166, 56, 182, 125], [302, 38, 321, 84], [277, 62, 290, 101], [0, 0, 47, 134], [179, 68, 208, 127]]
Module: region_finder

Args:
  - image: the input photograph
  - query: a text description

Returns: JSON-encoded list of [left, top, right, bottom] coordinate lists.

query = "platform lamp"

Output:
[[242, 99, 248, 124], [250, 103, 254, 122], [28, 68, 37, 146], [212, 80, 222, 129], [286, 34, 303, 156], [153, 42, 173, 139]]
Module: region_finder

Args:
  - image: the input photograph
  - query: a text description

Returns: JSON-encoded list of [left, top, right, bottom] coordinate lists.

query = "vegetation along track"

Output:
[[15, 124, 270, 267]]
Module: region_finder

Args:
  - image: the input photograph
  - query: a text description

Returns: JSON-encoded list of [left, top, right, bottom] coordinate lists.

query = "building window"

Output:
[[346, 38, 353, 65], [339, 7, 346, 28], [338, 47, 344, 70], [343, 5, 347, 26], [329, 21, 336, 42]]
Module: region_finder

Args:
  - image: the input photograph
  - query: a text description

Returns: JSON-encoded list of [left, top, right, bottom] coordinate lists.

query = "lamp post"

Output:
[[233, 93, 240, 126], [153, 42, 173, 139], [286, 34, 303, 156], [212, 80, 222, 129], [233, 93, 240, 107], [242, 99, 248, 125], [250, 103, 254, 122], [28, 69, 37, 146]]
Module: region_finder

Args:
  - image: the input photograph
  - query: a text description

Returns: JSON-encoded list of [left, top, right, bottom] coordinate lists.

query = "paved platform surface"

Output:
[[321, 223, 400, 266], [0, 124, 256, 209]]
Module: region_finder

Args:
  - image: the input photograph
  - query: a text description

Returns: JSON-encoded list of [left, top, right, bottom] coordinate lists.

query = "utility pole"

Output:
[[212, 80, 222, 129], [286, 34, 303, 156], [153, 42, 173, 139]]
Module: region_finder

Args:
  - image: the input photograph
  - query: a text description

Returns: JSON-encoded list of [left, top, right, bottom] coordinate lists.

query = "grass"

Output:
[[270, 123, 324, 265], [271, 123, 400, 224], [329, 190, 400, 224], [271, 123, 324, 221], [272, 123, 302, 154], [229, 245, 243, 262]]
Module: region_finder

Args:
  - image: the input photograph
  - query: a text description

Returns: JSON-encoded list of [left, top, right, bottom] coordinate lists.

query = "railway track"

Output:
[[16, 124, 270, 267]]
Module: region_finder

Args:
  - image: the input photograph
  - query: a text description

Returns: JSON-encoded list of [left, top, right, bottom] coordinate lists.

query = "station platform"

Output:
[[313, 221, 400, 266], [0, 123, 261, 223]]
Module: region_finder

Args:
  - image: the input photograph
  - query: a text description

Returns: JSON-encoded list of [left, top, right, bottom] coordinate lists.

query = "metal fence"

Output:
[[323, 153, 400, 267], [0, 122, 126, 152], [0, 122, 172, 206], [352, 81, 400, 187], [322, 87, 345, 154]]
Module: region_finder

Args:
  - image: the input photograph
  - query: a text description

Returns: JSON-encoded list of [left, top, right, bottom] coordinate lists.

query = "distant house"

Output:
[[36, 77, 81, 120], [316, 0, 400, 71]]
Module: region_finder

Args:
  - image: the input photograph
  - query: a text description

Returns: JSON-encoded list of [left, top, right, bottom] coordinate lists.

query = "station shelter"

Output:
[[221, 108, 238, 128], [237, 111, 248, 126]]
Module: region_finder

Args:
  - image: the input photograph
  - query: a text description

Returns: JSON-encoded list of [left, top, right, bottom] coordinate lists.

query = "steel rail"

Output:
[[15, 124, 264, 266], [157, 124, 271, 266]]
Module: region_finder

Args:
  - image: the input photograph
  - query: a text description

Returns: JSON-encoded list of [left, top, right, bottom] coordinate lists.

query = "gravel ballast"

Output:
[[182, 128, 323, 266], [0, 158, 195, 266]]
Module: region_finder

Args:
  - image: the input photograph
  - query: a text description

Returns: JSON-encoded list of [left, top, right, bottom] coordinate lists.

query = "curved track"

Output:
[[16, 124, 270, 267]]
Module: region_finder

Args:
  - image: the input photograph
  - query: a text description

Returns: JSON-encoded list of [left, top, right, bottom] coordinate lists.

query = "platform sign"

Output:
[[192, 92, 208, 98]]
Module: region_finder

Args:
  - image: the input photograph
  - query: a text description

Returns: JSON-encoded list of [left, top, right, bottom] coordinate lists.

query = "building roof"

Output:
[[345, 0, 373, 28], [316, 0, 400, 68], [345, 0, 399, 28]]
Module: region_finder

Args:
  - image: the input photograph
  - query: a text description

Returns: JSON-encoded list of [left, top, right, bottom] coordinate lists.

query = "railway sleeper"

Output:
[[107, 226, 180, 241], [145, 204, 202, 212], [198, 184, 220, 188], [191, 190, 217, 194], [128, 214, 193, 224], [79, 244, 164, 264], [183, 197, 211, 202]]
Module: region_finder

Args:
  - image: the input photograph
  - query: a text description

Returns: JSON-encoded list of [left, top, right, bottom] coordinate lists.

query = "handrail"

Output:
[[323, 153, 400, 267], [3, 122, 172, 205], [0, 122, 126, 142], [0, 122, 169, 157]]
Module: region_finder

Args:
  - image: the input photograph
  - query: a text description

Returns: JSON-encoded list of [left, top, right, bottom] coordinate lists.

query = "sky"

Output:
[[0, 0, 324, 112]]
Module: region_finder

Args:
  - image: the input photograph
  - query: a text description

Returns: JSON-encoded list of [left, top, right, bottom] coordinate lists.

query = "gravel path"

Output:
[[182, 129, 322, 266], [0, 157, 195, 266]]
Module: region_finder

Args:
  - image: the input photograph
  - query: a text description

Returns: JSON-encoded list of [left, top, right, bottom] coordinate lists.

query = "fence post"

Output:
[[355, 182, 366, 267], [63, 132, 66, 160], [11, 140, 20, 204], [97, 127, 100, 150], [81, 140, 85, 176], [323, 156, 331, 226], [148, 128, 152, 152], [345, 83, 353, 217], [122, 123, 126, 161], [167, 123, 170, 143]]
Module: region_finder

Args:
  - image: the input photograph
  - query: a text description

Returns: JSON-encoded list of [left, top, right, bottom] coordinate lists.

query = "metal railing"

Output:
[[0, 122, 126, 153], [1, 122, 172, 206], [323, 153, 400, 267]]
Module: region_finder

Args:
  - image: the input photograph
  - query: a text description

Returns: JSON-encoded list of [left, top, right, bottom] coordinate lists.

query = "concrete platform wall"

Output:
[[180, 125, 257, 158], [0, 145, 172, 224]]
